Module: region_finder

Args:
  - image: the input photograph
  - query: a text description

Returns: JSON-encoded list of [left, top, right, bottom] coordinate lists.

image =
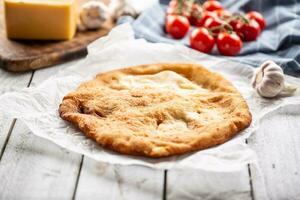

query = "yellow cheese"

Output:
[[4, 0, 77, 40]]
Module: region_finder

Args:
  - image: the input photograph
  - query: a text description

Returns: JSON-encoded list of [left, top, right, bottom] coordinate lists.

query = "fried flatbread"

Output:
[[59, 63, 251, 157]]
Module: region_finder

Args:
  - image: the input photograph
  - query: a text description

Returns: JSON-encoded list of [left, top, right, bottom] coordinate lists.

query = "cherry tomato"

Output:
[[188, 3, 203, 26], [203, 0, 223, 12], [217, 32, 243, 56], [194, 11, 217, 27], [190, 27, 215, 53], [237, 19, 261, 41], [167, 0, 191, 19], [165, 15, 190, 39], [204, 17, 224, 36], [214, 9, 231, 19], [229, 20, 239, 31], [228, 19, 243, 38], [246, 11, 266, 30]]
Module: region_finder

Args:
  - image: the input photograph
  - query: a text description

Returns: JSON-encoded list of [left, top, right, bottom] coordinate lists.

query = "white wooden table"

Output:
[[0, 60, 299, 200]]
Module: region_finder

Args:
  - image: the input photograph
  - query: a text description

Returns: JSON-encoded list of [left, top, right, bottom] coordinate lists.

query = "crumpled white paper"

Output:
[[1, 24, 300, 172]]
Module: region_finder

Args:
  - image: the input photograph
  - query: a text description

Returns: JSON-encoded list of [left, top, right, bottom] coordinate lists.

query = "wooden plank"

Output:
[[0, 69, 32, 94], [0, 63, 83, 199], [0, 0, 114, 72], [248, 105, 300, 200], [167, 168, 252, 200], [0, 121, 82, 199], [57, 60, 165, 200], [0, 61, 164, 200], [75, 157, 164, 200], [0, 68, 32, 157]]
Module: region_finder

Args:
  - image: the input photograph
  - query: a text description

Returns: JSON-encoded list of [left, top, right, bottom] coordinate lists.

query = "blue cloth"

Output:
[[122, 0, 300, 76]]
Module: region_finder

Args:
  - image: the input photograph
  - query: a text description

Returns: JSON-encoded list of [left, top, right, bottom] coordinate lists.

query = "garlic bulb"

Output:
[[109, 0, 138, 21], [78, 1, 110, 31], [251, 60, 297, 98]]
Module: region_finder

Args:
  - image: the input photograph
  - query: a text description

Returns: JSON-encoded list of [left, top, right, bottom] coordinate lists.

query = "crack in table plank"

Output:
[[0, 69, 32, 160]]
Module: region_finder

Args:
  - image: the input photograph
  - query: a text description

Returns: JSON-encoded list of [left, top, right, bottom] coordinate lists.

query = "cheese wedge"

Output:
[[4, 0, 77, 40]]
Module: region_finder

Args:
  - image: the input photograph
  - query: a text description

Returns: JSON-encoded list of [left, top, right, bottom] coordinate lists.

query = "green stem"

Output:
[[208, 22, 233, 36], [226, 13, 249, 24], [178, 0, 183, 14]]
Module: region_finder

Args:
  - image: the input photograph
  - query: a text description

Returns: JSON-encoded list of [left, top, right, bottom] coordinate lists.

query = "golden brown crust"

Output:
[[59, 63, 252, 157]]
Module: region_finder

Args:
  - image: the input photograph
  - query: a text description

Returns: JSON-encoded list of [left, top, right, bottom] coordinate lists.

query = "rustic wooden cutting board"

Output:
[[0, 0, 114, 72]]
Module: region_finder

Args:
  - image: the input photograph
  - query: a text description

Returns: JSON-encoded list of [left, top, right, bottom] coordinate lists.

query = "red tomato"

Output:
[[237, 19, 261, 41], [190, 27, 215, 53], [204, 17, 224, 36], [246, 11, 266, 30], [203, 0, 223, 11], [229, 19, 243, 38], [229, 20, 239, 31], [165, 15, 190, 39], [188, 3, 203, 26], [195, 11, 217, 27], [214, 9, 231, 19], [166, 0, 191, 19], [217, 32, 243, 56]]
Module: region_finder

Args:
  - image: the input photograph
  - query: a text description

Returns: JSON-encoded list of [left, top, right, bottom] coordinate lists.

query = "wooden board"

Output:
[[248, 105, 300, 200], [0, 1, 114, 72], [0, 121, 83, 199], [167, 169, 252, 200], [0, 63, 82, 199], [1, 47, 300, 199], [0, 68, 32, 159], [1, 63, 300, 199], [75, 157, 164, 200], [0, 60, 165, 200]]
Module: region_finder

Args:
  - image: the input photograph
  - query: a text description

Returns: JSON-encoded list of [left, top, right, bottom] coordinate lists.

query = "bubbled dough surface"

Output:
[[59, 63, 252, 157]]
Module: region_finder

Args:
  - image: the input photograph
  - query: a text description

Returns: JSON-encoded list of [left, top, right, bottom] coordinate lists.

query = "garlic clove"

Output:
[[109, 0, 125, 20], [281, 83, 297, 96], [108, 0, 138, 21], [78, 1, 110, 31], [252, 60, 297, 98], [256, 75, 284, 98], [77, 18, 87, 31]]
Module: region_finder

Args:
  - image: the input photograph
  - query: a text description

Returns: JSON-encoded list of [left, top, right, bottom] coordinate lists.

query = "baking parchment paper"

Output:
[[1, 24, 300, 172]]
